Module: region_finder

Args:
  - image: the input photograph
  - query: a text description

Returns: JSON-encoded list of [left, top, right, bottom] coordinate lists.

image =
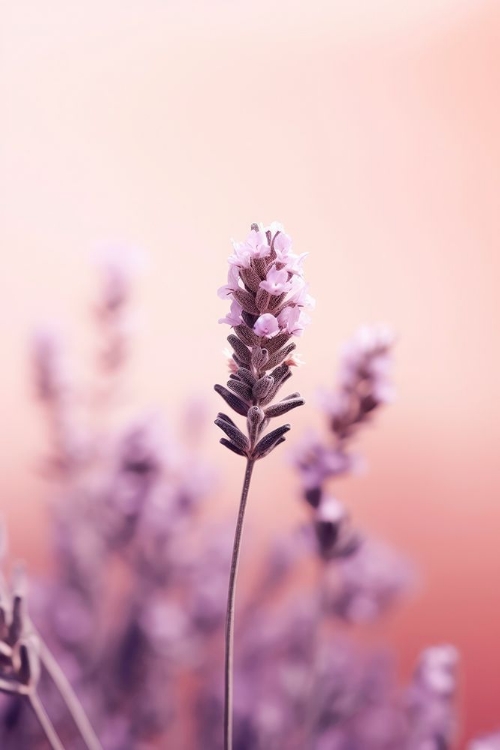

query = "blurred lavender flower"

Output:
[[323, 538, 412, 624], [405, 645, 459, 750], [93, 245, 144, 376], [31, 326, 86, 476], [293, 325, 408, 624], [469, 733, 500, 750], [2, 240, 481, 750], [296, 324, 395, 508]]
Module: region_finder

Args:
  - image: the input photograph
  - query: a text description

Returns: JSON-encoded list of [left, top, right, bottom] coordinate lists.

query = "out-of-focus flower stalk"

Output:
[[406, 645, 459, 749], [0, 558, 63, 749], [27, 693, 64, 750], [36, 634, 102, 750]]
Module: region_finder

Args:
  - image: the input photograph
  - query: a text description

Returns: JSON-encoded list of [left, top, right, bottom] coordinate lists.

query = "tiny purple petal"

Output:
[[259, 266, 293, 296], [289, 278, 315, 309], [285, 252, 308, 276], [278, 306, 311, 337], [244, 229, 271, 259], [292, 310, 311, 336], [278, 305, 300, 333], [254, 313, 280, 338], [273, 231, 293, 259], [217, 265, 240, 299], [219, 300, 243, 327], [228, 240, 252, 268]]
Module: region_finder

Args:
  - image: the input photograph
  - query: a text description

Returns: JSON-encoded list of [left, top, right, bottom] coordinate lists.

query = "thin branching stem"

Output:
[[224, 458, 255, 750], [38, 636, 102, 750], [28, 691, 65, 750]]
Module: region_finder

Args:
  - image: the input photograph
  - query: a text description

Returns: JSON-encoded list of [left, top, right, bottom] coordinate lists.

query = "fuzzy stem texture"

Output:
[[224, 458, 255, 750], [28, 692, 65, 750]]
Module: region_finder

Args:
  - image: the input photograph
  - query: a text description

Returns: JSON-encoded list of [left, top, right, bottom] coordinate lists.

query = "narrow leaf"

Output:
[[270, 363, 290, 382], [227, 334, 251, 366], [220, 438, 246, 457], [236, 368, 256, 387], [264, 332, 291, 354], [253, 376, 274, 401], [254, 435, 287, 459], [227, 379, 252, 401], [266, 342, 296, 370], [260, 370, 292, 406], [216, 412, 238, 429], [214, 384, 249, 417], [264, 397, 304, 418], [254, 424, 291, 458], [214, 418, 249, 450]]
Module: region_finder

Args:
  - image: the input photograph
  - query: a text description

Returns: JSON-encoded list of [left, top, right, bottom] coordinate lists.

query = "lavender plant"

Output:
[[215, 222, 314, 750], [2, 254, 215, 748], [0, 228, 496, 748]]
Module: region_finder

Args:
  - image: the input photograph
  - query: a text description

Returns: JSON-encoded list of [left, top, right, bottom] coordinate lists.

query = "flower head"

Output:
[[215, 222, 311, 460]]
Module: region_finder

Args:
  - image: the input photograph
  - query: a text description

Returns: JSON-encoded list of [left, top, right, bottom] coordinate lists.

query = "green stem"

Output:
[[224, 458, 255, 750], [28, 691, 65, 750]]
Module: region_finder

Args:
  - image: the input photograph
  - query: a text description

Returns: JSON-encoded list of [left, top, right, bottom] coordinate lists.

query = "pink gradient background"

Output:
[[1, 1, 500, 744]]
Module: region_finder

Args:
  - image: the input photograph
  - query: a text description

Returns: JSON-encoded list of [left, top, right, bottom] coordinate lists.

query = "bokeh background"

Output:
[[1, 0, 500, 745]]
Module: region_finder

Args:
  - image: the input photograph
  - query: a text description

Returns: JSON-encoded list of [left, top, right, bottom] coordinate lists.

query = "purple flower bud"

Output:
[[254, 314, 280, 338]]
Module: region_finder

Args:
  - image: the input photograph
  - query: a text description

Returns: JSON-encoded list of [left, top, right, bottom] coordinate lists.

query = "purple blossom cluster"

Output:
[[218, 222, 314, 338], [292, 325, 409, 626], [404, 645, 459, 750], [214, 223, 314, 464], [0, 231, 496, 749]]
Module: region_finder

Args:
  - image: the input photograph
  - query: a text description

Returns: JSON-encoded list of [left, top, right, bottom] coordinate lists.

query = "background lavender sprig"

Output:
[[296, 324, 394, 511], [293, 326, 409, 620], [404, 645, 459, 750]]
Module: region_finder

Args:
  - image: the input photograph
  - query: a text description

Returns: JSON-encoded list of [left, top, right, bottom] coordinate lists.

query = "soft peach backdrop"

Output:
[[1, 1, 500, 744]]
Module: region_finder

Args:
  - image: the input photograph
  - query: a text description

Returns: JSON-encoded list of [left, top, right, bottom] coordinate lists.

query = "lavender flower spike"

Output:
[[215, 222, 312, 750], [215, 222, 313, 462], [406, 644, 459, 750]]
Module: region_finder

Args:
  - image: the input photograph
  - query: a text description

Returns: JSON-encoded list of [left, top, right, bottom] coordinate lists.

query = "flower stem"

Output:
[[38, 637, 102, 750], [224, 458, 255, 750], [28, 691, 65, 750]]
